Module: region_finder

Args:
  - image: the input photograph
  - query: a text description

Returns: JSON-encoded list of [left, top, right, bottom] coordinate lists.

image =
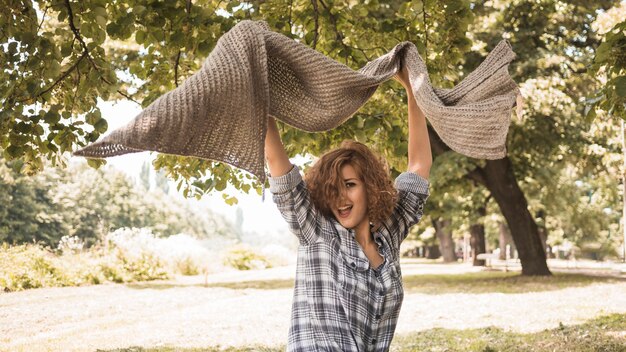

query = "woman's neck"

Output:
[[354, 220, 373, 247]]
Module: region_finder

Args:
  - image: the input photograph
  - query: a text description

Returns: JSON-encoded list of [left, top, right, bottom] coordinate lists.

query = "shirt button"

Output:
[[350, 262, 356, 269], [371, 338, 377, 344], [375, 314, 381, 320], [379, 290, 384, 296]]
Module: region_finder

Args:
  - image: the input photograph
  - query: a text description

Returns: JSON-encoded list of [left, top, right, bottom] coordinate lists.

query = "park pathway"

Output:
[[2, 260, 626, 351]]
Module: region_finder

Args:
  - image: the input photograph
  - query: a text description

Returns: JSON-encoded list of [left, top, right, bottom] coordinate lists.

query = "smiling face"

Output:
[[330, 163, 369, 231], [304, 140, 398, 231]]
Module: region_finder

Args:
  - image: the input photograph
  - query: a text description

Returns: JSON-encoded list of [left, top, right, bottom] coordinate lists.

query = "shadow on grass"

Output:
[[97, 346, 284, 352], [402, 271, 626, 294], [127, 272, 624, 294], [125, 279, 295, 291], [392, 313, 626, 352], [95, 314, 626, 352]]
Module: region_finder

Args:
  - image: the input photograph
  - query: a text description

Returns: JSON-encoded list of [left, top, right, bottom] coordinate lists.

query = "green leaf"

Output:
[[584, 105, 597, 123], [33, 125, 45, 136], [15, 122, 32, 134], [133, 5, 146, 15], [136, 30, 146, 44], [86, 158, 107, 168], [94, 118, 108, 133], [614, 76, 626, 98], [95, 15, 107, 29], [197, 41, 211, 56], [43, 111, 60, 124], [594, 42, 611, 65], [6, 145, 24, 158], [93, 6, 107, 17], [171, 32, 185, 46], [26, 81, 39, 95]]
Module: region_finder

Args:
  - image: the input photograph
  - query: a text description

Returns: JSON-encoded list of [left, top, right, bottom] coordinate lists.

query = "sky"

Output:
[[76, 99, 291, 236]]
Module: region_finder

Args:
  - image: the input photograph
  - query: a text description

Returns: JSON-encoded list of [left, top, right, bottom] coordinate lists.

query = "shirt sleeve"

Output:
[[383, 171, 430, 252], [267, 164, 322, 246]]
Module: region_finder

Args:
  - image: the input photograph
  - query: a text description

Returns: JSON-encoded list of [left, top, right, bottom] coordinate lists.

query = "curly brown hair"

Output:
[[304, 140, 398, 227]]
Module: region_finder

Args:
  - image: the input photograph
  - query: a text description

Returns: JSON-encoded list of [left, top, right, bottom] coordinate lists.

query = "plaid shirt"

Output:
[[268, 164, 430, 352]]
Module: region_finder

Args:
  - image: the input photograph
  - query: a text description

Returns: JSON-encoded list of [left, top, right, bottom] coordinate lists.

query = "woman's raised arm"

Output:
[[393, 66, 432, 180], [264, 116, 293, 177]]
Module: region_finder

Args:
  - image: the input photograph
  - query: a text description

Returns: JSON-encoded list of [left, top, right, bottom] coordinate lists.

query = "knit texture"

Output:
[[73, 20, 522, 185]]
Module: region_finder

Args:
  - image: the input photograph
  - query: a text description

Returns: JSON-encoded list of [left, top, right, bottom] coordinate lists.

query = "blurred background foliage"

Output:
[[0, 157, 240, 247], [1, 0, 626, 277]]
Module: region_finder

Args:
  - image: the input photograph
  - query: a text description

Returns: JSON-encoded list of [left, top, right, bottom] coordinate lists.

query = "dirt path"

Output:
[[2, 261, 626, 352]]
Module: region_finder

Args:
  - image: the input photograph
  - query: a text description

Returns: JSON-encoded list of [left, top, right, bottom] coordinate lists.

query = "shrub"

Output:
[[222, 244, 272, 270], [0, 243, 62, 290], [0, 228, 240, 292]]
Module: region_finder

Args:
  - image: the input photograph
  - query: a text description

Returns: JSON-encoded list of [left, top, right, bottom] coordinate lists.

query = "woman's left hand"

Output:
[[392, 64, 410, 89]]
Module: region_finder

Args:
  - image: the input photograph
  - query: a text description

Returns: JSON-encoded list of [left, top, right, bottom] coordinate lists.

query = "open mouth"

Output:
[[337, 205, 353, 218]]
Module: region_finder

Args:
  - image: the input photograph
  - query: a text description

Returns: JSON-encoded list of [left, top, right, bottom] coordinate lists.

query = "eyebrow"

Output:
[[343, 178, 357, 182]]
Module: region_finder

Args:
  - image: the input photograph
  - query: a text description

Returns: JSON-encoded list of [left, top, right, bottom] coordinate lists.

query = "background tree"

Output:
[[0, 161, 67, 244], [587, 4, 626, 261], [139, 160, 151, 191], [0, 157, 241, 247]]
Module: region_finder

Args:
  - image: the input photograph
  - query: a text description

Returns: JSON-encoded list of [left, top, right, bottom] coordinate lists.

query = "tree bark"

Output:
[[469, 205, 487, 266], [433, 218, 456, 262], [536, 209, 550, 258], [428, 126, 551, 275], [426, 244, 441, 259], [498, 221, 515, 260]]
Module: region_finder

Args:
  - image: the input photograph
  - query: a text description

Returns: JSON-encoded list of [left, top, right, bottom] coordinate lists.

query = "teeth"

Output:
[[339, 205, 352, 211]]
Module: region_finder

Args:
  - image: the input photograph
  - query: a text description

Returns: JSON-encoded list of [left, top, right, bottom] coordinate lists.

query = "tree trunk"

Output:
[[428, 126, 551, 275], [479, 158, 551, 275], [469, 205, 487, 266], [433, 219, 456, 262], [426, 245, 441, 259], [498, 221, 515, 260]]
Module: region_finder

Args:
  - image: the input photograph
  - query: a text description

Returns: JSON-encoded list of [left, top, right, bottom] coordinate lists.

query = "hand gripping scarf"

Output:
[[73, 20, 523, 186]]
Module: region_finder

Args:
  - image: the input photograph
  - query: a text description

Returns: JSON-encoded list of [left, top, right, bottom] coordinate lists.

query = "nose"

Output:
[[337, 190, 348, 207]]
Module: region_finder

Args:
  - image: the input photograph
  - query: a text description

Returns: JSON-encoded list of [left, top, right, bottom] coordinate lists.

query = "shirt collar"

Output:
[[330, 217, 383, 271]]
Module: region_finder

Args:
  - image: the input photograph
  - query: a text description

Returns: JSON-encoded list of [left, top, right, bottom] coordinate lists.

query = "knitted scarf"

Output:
[[73, 20, 522, 185]]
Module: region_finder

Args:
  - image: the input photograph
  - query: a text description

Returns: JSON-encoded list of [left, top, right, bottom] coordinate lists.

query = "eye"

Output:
[[345, 182, 356, 188]]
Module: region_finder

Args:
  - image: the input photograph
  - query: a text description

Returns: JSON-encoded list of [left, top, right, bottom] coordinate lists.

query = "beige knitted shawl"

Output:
[[73, 20, 522, 185]]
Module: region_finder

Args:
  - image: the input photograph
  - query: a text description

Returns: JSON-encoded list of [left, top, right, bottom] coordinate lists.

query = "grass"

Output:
[[125, 271, 624, 294], [392, 313, 626, 352], [402, 271, 625, 294], [95, 313, 626, 352], [125, 279, 295, 291]]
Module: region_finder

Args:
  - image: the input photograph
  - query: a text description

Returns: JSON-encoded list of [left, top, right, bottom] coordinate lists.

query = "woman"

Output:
[[264, 65, 432, 351]]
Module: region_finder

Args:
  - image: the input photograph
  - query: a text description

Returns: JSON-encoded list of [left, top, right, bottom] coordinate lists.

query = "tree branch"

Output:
[[310, 0, 319, 49], [174, 51, 182, 87], [422, 0, 428, 63], [175, 0, 192, 87], [64, 0, 139, 104], [317, 0, 350, 65], [288, 0, 294, 34], [64, 0, 99, 70], [37, 6, 50, 32], [19, 52, 87, 103]]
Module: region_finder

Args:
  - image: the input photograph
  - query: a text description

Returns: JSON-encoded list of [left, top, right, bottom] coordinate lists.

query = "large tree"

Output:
[[2, 0, 620, 274]]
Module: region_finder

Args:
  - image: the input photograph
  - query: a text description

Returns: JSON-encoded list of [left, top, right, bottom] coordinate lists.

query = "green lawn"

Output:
[[111, 271, 626, 352], [97, 313, 626, 352], [392, 313, 626, 352], [127, 271, 625, 294], [402, 271, 625, 294]]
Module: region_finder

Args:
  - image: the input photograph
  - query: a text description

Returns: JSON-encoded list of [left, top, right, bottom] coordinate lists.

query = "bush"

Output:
[[222, 244, 272, 270], [0, 243, 63, 290], [0, 229, 279, 292]]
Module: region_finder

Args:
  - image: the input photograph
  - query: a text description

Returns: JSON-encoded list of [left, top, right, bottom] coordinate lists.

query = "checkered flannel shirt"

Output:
[[268, 164, 430, 352]]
